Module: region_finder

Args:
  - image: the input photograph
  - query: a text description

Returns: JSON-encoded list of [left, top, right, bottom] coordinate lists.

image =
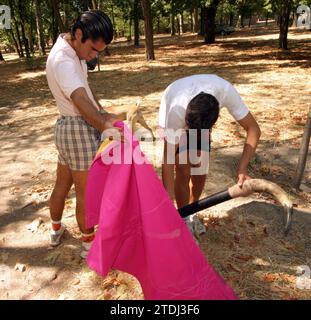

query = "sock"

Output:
[[51, 219, 62, 232], [81, 232, 95, 243]]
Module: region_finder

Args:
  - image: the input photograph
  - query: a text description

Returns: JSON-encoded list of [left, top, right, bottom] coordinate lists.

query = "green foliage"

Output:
[[1, 0, 311, 55]]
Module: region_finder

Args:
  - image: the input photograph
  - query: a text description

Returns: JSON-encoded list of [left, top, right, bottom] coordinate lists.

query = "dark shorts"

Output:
[[175, 131, 212, 155]]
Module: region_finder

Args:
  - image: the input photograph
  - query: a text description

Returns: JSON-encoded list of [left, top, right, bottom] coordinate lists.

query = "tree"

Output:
[[34, 0, 46, 55], [271, 0, 293, 50], [133, 0, 140, 46], [18, 0, 31, 59], [0, 51, 4, 61], [202, 0, 220, 44], [141, 0, 155, 60]]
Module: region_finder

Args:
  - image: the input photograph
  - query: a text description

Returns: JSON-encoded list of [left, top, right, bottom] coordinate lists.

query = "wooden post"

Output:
[[294, 106, 311, 189]]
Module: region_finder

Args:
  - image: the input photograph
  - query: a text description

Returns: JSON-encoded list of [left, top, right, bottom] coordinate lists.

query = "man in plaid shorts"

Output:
[[46, 10, 122, 258]]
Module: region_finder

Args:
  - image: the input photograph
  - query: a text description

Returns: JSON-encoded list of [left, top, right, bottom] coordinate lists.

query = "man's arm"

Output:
[[162, 140, 178, 202], [90, 87, 103, 110], [71, 87, 120, 134], [236, 112, 261, 186]]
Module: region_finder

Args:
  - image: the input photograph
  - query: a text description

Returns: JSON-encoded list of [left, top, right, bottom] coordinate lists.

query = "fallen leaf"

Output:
[[227, 263, 241, 273], [235, 255, 253, 261], [263, 273, 277, 282], [260, 165, 270, 175], [21, 201, 37, 209], [26, 218, 43, 232], [72, 279, 80, 285]]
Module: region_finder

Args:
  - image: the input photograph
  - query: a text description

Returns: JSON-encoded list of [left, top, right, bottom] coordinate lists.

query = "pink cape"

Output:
[[85, 122, 237, 300]]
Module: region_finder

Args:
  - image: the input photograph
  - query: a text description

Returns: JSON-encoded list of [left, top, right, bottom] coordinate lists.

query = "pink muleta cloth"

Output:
[[85, 121, 237, 300]]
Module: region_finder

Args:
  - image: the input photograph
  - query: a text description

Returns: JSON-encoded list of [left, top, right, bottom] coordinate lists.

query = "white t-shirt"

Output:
[[159, 74, 249, 135], [46, 34, 98, 116]]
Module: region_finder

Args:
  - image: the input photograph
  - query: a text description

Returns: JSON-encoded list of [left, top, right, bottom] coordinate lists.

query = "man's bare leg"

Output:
[[71, 170, 94, 235], [189, 174, 206, 204], [175, 162, 191, 209], [49, 163, 73, 222]]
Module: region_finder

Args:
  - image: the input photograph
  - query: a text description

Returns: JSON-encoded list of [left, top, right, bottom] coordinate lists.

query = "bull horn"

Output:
[[178, 179, 293, 235], [228, 179, 293, 235]]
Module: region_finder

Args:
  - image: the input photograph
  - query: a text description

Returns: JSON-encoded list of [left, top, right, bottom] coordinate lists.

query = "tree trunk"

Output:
[[229, 13, 234, 26], [0, 51, 4, 61], [50, 1, 58, 44], [248, 14, 252, 27], [140, 0, 155, 60], [203, 0, 220, 44], [18, 0, 31, 59], [9, 29, 21, 57], [28, 21, 35, 54], [134, 0, 140, 46], [279, 1, 292, 50], [157, 16, 161, 34], [129, 16, 132, 41], [193, 7, 199, 33], [240, 13, 245, 27], [176, 14, 180, 35], [190, 10, 193, 33], [170, 13, 176, 36], [179, 12, 184, 34], [35, 0, 46, 55], [83, 0, 89, 11], [9, 0, 24, 57], [199, 7, 205, 36], [52, 0, 65, 34], [63, 1, 70, 31], [111, 3, 117, 38]]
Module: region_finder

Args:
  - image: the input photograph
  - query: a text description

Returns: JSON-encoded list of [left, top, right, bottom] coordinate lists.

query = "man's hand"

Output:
[[71, 88, 124, 141], [101, 113, 125, 142], [237, 168, 251, 187]]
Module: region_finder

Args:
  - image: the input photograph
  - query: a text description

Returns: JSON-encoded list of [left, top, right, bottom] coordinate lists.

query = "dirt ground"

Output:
[[1, 24, 311, 300]]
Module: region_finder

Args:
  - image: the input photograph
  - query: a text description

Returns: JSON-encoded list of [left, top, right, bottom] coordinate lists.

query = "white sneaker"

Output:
[[193, 215, 207, 238], [50, 223, 66, 247], [183, 216, 194, 234], [80, 241, 93, 259]]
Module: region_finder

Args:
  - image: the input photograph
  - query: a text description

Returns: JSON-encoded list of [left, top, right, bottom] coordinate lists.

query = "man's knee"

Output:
[[176, 164, 190, 179]]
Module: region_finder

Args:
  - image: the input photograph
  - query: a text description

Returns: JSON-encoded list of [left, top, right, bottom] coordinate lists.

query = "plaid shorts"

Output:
[[54, 116, 101, 171]]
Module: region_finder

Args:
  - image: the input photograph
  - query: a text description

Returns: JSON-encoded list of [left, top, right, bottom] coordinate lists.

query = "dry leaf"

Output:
[[26, 217, 43, 232], [235, 255, 253, 261], [263, 273, 277, 282], [260, 165, 270, 175], [227, 263, 241, 273], [72, 279, 80, 286]]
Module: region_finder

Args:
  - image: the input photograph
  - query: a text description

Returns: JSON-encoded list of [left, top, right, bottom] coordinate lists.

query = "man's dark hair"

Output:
[[71, 10, 113, 44], [185, 92, 220, 130]]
